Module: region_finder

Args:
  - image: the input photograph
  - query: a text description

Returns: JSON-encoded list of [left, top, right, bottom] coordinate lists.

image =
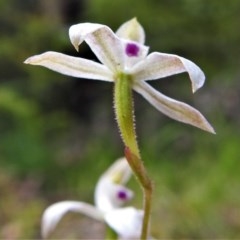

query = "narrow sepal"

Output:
[[133, 81, 215, 133], [116, 18, 145, 44], [41, 201, 103, 238], [100, 157, 132, 185], [131, 52, 205, 92], [24, 51, 113, 81]]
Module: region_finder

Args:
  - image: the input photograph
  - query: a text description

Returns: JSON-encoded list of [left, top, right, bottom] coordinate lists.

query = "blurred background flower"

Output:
[[41, 157, 134, 239], [0, 0, 240, 239]]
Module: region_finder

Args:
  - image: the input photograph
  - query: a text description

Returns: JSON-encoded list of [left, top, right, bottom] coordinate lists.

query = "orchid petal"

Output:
[[101, 157, 132, 185], [94, 158, 133, 212], [133, 81, 215, 133], [95, 179, 134, 212], [24, 51, 113, 81], [116, 18, 145, 44], [69, 23, 103, 48], [69, 23, 125, 72], [41, 201, 103, 238], [131, 52, 205, 93], [105, 207, 143, 239]]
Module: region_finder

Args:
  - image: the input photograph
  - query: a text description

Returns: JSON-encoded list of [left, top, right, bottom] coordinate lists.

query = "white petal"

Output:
[[101, 157, 132, 185], [95, 179, 134, 212], [105, 207, 143, 239], [116, 18, 145, 44], [24, 51, 113, 81], [69, 23, 125, 72], [69, 23, 104, 49], [41, 201, 103, 238], [131, 52, 205, 92], [133, 81, 215, 133], [94, 158, 133, 212]]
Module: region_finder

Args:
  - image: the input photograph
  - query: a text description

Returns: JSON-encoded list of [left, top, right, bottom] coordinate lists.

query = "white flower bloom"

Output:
[[41, 157, 134, 238], [105, 207, 144, 240], [41, 201, 103, 238], [25, 18, 214, 133], [94, 157, 133, 213]]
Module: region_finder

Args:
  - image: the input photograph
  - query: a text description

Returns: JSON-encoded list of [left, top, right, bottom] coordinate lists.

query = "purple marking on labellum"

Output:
[[117, 190, 128, 200], [125, 43, 140, 57]]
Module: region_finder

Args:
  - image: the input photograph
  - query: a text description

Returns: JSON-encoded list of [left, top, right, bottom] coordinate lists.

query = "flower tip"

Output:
[[23, 57, 31, 64], [191, 82, 203, 94], [116, 17, 145, 44], [197, 119, 216, 134], [191, 69, 205, 93], [23, 53, 49, 66], [102, 157, 132, 184], [70, 38, 80, 51], [192, 87, 197, 94], [23, 55, 42, 65], [206, 125, 216, 134], [129, 17, 138, 24], [69, 25, 81, 52], [72, 42, 80, 52]]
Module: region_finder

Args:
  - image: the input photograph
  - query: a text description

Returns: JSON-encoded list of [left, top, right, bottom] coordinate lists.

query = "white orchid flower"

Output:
[[41, 157, 134, 238], [25, 18, 215, 239], [94, 156, 133, 213], [24, 18, 214, 133], [105, 207, 147, 240]]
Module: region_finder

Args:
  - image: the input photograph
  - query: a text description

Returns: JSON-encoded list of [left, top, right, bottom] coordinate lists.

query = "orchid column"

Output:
[[24, 18, 215, 239]]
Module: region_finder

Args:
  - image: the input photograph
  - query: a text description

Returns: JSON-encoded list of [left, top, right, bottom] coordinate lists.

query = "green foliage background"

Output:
[[0, 0, 240, 238]]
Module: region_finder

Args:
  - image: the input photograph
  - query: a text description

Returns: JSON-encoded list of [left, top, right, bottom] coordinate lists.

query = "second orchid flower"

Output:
[[41, 157, 146, 239]]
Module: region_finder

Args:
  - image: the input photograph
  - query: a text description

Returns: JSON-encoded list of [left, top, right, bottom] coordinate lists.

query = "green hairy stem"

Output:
[[114, 72, 153, 240], [114, 73, 139, 157]]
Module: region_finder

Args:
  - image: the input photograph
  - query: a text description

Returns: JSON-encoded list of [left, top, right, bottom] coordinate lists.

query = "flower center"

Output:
[[125, 43, 139, 57], [117, 190, 128, 200]]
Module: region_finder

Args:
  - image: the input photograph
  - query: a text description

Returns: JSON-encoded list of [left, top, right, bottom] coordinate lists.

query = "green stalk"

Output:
[[105, 225, 118, 240], [114, 72, 153, 240], [114, 72, 139, 157]]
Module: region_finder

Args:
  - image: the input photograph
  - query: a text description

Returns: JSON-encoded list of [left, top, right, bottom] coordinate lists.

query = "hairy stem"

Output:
[[114, 73, 139, 156], [114, 72, 153, 239], [124, 147, 153, 240]]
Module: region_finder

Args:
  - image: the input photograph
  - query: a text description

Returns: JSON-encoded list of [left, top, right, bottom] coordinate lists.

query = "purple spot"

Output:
[[125, 43, 140, 57], [117, 190, 128, 200]]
